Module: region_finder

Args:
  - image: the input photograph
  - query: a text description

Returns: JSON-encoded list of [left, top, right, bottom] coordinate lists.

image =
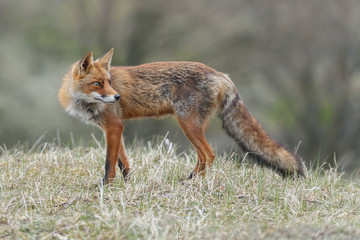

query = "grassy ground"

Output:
[[1, 137, 360, 239]]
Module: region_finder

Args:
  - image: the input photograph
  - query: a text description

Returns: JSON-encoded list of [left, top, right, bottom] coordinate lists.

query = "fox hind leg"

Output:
[[177, 117, 215, 179]]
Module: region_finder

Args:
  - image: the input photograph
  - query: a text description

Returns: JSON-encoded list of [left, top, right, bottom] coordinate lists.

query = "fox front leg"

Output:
[[117, 130, 130, 180], [102, 121, 124, 184]]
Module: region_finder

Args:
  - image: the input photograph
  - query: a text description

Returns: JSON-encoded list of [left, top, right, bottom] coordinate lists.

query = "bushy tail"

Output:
[[219, 89, 305, 177]]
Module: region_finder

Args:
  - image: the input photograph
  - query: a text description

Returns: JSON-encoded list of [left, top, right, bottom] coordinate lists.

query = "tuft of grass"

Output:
[[0, 138, 360, 239]]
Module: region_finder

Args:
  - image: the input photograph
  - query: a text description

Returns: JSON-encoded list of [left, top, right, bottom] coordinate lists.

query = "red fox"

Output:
[[58, 49, 305, 183]]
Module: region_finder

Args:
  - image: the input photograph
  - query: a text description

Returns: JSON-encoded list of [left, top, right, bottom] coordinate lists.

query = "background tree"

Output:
[[0, 0, 359, 171]]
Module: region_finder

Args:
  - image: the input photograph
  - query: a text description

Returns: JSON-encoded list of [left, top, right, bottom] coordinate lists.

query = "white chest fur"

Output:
[[66, 97, 106, 125]]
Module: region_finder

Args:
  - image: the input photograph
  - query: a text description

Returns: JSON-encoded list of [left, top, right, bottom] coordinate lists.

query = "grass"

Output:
[[0, 137, 360, 239]]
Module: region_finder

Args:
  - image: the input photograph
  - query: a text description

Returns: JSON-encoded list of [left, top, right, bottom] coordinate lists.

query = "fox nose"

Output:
[[114, 94, 121, 101]]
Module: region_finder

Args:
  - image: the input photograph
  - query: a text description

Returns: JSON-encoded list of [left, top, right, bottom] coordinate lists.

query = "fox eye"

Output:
[[93, 82, 100, 87]]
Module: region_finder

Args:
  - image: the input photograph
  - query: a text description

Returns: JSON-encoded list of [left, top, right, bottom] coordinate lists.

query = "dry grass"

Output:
[[1, 137, 360, 239]]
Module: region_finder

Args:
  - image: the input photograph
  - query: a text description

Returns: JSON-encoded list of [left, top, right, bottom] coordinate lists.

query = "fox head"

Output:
[[71, 48, 120, 104]]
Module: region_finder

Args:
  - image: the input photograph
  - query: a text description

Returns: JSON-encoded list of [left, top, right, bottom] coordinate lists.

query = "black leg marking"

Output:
[[118, 158, 124, 169], [118, 158, 129, 180]]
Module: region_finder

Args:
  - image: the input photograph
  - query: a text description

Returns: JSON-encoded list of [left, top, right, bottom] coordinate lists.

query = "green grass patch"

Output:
[[0, 139, 359, 239]]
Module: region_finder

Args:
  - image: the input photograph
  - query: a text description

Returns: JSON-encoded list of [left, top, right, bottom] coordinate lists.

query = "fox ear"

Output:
[[79, 52, 93, 72], [73, 52, 93, 79], [96, 48, 114, 71]]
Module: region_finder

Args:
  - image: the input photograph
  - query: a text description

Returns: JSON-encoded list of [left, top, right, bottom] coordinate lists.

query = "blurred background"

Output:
[[0, 0, 359, 172]]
